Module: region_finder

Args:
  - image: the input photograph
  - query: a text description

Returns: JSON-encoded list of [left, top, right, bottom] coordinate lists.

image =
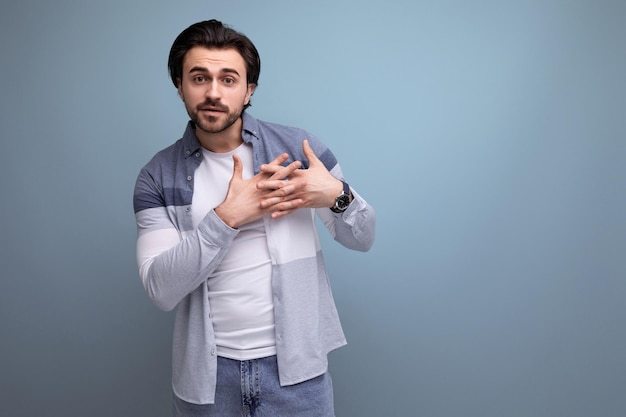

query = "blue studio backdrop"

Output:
[[1, 1, 624, 416]]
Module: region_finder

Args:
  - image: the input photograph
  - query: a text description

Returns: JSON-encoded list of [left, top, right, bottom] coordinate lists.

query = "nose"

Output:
[[205, 80, 221, 100]]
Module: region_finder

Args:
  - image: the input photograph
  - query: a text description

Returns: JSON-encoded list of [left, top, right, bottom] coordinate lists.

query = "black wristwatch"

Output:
[[330, 181, 351, 213]]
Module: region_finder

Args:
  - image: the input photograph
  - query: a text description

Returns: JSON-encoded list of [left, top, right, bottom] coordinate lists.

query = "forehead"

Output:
[[182, 46, 247, 74]]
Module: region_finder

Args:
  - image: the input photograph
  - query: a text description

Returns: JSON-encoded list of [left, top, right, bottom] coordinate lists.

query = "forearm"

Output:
[[137, 209, 238, 311], [318, 187, 376, 252]]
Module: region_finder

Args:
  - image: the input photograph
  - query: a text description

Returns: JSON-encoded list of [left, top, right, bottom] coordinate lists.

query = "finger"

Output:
[[302, 139, 320, 166], [260, 160, 302, 180], [266, 152, 290, 166], [257, 179, 286, 192], [272, 160, 302, 179], [265, 198, 304, 213], [270, 198, 305, 218], [256, 180, 300, 202], [271, 209, 295, 219]]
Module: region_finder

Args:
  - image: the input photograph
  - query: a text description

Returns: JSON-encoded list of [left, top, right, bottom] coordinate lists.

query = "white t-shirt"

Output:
[[191, 142, 276, 360]]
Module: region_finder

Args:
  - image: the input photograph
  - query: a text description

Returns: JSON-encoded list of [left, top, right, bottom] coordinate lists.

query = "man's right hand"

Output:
[[214, 153, 304, 229]]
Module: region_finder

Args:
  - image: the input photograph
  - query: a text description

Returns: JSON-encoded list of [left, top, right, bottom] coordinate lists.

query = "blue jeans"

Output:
[[173, 355, 335, 417]]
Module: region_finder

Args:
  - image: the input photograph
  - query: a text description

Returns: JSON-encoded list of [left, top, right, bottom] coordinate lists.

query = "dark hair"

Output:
[[168, 19, 261, 106]]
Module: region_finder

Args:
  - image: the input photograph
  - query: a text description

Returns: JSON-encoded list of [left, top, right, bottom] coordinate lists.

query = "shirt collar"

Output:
[[181, 121, 202, 159], [242, 112, 261, 142]]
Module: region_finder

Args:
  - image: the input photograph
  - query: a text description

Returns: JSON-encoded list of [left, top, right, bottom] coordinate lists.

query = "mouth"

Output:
[[199, 103, 228, 113]]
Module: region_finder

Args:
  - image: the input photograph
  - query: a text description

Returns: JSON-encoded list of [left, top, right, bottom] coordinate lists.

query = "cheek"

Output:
[[180, 86, 203, 105], [229, 88, 250, 106]]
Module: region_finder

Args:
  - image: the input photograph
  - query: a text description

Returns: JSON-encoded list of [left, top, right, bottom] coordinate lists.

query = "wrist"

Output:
[[214, 205, 239, 229], [330, 179, 343, 204], [329, 180, 352, 213]]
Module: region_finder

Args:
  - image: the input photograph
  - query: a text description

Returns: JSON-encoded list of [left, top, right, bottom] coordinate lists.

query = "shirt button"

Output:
[[195, 152, 200, 157], [210, 348, 216, 356], [187, 176, 192, 181]]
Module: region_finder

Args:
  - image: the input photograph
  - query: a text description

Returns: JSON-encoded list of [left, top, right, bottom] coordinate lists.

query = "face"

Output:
[[177, 47, 255, 137]]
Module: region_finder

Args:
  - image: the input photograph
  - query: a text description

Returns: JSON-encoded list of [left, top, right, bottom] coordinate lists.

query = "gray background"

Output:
[[1, 0, 625, 416]]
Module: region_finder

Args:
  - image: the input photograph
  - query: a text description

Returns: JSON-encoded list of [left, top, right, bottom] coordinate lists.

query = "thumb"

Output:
[[231, 154, 243, 181], [302, 139, 320, 166]]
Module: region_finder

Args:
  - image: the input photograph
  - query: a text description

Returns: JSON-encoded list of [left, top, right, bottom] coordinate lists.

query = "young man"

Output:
[[133, 19, 376, 416]]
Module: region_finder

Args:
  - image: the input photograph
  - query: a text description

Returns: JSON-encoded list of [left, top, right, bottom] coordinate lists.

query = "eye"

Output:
[[223, 77, 236, 85], [193, 75, 206, 83]]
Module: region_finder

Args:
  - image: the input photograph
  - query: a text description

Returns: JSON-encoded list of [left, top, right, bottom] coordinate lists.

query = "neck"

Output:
[[196, 117, 244, 153]]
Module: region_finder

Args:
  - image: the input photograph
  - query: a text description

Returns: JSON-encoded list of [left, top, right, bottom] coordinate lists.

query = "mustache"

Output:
[[197, 100, 228, 112]]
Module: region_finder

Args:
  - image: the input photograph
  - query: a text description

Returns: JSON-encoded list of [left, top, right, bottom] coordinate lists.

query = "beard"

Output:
[[186, 99, 244, 135]]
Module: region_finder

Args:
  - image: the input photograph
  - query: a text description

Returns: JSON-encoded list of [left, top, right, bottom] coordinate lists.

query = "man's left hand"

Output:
[[257, 139, 343, 219]]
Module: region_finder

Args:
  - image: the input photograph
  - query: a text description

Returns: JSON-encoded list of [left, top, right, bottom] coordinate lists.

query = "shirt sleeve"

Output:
[[134, 164, 239, 312], [316, 164, 376, 252]]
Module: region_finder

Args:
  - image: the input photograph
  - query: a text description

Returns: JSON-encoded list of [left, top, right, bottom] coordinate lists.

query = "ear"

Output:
[[176, 77, 184, 101], [244, 83, 256, 105]]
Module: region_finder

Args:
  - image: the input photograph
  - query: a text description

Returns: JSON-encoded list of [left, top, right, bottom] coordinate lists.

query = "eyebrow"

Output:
[[188, 66, 241, 77]]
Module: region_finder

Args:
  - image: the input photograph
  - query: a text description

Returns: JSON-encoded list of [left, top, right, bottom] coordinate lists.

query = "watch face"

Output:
[[336, 194, 350, 210], [330, 181, 351, 213]]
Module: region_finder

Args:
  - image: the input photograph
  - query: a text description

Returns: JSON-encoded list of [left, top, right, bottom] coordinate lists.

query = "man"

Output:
[[133, 19, 375, 416]]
